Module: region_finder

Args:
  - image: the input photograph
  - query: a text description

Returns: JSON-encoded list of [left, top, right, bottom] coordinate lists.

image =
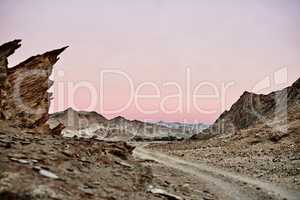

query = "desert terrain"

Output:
[[0, 40, 299, 200]]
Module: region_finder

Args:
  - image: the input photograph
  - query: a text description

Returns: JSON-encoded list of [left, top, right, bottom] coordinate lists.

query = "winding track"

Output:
[[134, 146, 300, 200]]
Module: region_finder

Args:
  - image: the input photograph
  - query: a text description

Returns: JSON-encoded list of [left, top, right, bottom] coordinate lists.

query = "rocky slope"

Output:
[[149, 78, 300, 190], [0, 126, 160, 200], [48, 108, 193, 141], [147, 117, 300, 191], [192, 78, 300, 139]]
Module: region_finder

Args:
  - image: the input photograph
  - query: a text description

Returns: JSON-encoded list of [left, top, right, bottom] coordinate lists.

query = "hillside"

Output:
[[149, 78, 300, 190], [192, 78, 300, 139]]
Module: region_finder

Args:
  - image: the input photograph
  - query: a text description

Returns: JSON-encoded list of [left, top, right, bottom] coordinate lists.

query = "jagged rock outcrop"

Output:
[[0, 40, 67, 134], [0, 40, 21, 118], [192, 78, 300, 139]]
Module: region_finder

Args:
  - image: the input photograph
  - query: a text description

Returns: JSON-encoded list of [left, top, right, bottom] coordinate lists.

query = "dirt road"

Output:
[[134, 146, 300, 200]]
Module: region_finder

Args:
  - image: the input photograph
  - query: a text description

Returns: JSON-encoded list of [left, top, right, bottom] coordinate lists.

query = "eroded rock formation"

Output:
[[0, 40, 67, 133], [0, 40, 21, 117]]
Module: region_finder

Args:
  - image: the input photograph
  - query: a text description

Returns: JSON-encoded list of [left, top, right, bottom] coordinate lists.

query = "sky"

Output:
[[1, 0, 300, 123]]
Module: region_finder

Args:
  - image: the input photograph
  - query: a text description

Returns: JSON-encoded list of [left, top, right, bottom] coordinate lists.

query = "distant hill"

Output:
[[48, 109, 203, 141], [49, 108, 107, 129], [151, 121, 209, 134]]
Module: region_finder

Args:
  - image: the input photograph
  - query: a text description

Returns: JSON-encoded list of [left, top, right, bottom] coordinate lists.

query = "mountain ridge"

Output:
[[192, 77, 300, 139], [48, 108, 205, 141]]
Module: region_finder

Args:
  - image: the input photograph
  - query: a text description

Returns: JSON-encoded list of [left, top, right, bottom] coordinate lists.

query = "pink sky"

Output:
[[1, 0, 300, 123]]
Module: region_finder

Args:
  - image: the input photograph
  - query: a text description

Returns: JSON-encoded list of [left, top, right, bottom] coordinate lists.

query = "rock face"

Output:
[[0, 40, 67, 133], [192, 78, 300, 139]]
